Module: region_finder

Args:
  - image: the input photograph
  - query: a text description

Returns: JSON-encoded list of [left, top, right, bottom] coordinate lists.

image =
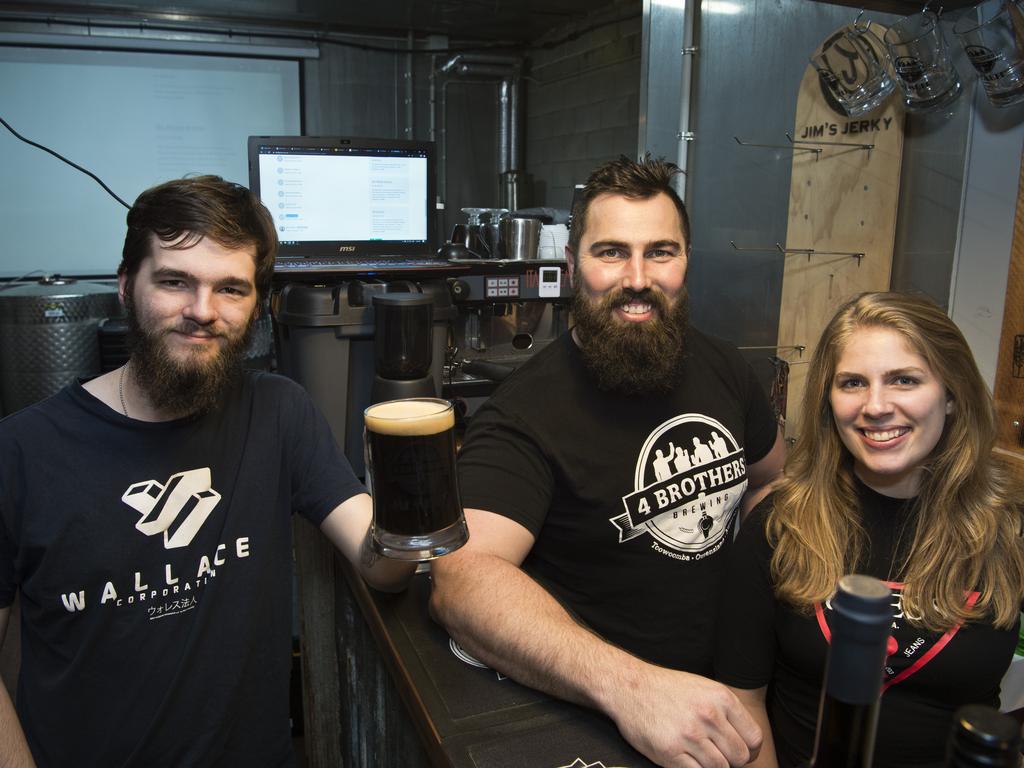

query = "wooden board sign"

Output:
[[777, 25, 905, 440], [993, 150, 1024, 483]]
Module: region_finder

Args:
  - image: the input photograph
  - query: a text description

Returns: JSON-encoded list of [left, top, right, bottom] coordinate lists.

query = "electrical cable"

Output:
[[0, 115, 130, 210], [0, 269, 47, 291]]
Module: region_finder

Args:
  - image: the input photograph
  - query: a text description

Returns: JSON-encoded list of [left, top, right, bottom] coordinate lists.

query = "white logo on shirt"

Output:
[[122, 467, 221, 549], [611, 414, 747, 554]]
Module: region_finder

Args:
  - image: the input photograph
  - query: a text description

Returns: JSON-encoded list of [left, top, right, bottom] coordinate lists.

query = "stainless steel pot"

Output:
[[500, 217, 542, 261]]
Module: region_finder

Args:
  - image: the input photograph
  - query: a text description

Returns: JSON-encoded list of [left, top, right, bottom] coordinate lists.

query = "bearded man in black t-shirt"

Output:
[[0, 176, 414, 768], [430, 156, 786, 768]]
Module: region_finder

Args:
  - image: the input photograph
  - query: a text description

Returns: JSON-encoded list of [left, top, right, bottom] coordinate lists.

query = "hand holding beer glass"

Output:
[[364, 398, 469, 560]]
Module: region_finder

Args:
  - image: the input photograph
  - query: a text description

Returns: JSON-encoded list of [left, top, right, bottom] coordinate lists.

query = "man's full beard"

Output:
[[571, 279, 689, 396], [125, 295, 254, 417]]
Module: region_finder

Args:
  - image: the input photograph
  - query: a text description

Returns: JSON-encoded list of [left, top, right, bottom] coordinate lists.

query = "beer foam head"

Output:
[[364, 398, 454, 436]]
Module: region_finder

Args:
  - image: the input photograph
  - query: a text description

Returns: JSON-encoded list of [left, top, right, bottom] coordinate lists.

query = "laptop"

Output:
[[247, 135, 460, 277]]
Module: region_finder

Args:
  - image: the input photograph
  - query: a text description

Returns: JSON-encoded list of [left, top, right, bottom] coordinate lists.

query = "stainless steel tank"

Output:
[[0, 276, 121, 415]]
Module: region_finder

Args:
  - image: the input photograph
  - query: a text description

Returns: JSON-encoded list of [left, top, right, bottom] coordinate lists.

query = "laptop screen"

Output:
[[247, 135, 437, 263]]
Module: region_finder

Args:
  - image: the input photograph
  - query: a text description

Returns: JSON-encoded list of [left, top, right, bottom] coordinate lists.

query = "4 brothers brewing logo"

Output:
[[610, 414, 747, 557]]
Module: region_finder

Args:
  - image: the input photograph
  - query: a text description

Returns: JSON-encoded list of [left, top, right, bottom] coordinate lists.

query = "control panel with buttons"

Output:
[[448, 266, 572, 304], [485, 276, 520, 299]]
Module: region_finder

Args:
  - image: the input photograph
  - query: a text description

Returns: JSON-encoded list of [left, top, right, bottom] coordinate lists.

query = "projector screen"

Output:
[[0, 46, 302, 278]]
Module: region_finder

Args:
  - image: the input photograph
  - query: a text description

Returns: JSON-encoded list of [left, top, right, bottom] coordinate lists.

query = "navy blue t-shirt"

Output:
[[0, 372, 363, 768]]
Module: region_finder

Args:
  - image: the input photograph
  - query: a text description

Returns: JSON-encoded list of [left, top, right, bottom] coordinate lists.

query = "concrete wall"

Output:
[[524, 15, 642, 212], [304, 36, 436, 141], [306, 40, 402, 137]]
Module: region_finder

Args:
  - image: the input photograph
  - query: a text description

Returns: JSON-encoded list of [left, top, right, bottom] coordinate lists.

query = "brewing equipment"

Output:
[[371, 292, 437, 403], [272, 279, 454, 477], [271, 199, 573, 471], [0, 276, 120, 415]]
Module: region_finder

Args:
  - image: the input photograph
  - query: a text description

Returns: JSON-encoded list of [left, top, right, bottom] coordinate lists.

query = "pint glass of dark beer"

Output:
[[364, 398, 468, 560]]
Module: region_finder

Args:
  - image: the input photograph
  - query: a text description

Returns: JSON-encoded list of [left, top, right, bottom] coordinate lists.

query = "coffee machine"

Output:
[[439, 206, 574, 403], [443, 260, 574, 408]]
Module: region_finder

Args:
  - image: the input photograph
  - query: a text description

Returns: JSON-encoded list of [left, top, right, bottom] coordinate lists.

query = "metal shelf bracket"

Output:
[[733, 136, 821, 159], [729, 241, 864, 265], [785, 132, 874, 158], [737, 344, 807, 357]]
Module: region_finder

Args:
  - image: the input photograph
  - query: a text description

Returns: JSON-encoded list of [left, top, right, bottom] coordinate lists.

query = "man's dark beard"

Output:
[[125, 294, 254, 417], [571, 278, 689, 396]]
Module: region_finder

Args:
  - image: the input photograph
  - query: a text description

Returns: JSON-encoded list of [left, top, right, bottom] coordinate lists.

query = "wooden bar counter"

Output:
[[332, 553, 658, 768]]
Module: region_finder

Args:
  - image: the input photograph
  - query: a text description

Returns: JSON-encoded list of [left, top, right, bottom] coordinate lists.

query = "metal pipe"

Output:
[[498, 79, 511, 174], [429, 54, 449, 209], [434, 53, 524, 212], [440, 53, 523, 72], [447, 63, 518, 79], [439, 53, 464, 74], [438, 78, 450, 205], [403, 30, 414, 139], [509, 74, 522, 171], [676, 0, 697, 202]]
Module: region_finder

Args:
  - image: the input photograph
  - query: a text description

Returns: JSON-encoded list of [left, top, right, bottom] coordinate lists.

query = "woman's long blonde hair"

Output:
[[768, 292, 1024, 631]]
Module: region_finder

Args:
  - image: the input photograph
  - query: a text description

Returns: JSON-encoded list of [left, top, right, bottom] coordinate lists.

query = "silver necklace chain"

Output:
[[118, 363, 129, 416]]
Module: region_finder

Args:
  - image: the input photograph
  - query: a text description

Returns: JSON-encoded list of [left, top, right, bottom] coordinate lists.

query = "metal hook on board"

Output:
[[729, 241, 814, 255], [733, 137, 821, 159], [737, 344, 807, 357], [775, 244, 817, 257], [729, 241, 773, 252], [728, 241, 864, 265], [791, 248, 865, 265], [785, 132, 874, 158]]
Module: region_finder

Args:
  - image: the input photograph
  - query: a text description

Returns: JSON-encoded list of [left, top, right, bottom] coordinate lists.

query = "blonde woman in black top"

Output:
[[715, 291, 1024, 768]]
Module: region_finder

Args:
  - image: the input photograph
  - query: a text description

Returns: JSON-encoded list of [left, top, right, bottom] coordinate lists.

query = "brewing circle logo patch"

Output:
[[610, 414, 747, 555]]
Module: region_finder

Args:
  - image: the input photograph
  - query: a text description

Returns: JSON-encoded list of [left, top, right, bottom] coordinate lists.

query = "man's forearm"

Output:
[[429, 549, 642, 712], [319, 494, 416, 593], [0, 682, 35, 768], [356, 528, 417, 593], [430, 548, 762, 766]]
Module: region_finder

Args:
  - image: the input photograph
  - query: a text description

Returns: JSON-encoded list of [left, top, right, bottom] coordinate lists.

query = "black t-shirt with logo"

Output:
[[0, 372, 363, 768], [457, 329, 778, 671], [714, 482, 1020, 768]]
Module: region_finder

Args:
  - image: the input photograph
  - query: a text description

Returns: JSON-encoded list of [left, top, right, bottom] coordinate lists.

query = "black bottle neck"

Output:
[[809, 696, 881, 768]]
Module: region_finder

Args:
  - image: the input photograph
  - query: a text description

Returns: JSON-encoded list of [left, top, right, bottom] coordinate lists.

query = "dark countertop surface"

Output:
[[348, 564, 659, 768]]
